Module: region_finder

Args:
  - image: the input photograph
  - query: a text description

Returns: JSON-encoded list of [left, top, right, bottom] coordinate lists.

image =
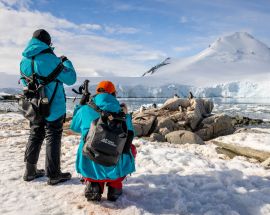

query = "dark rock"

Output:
[[196, 114, 234, 141], [132, 114, 157, 137], [159, 127, 170, 136], [155, 117, 176, 132], [232, 115, 264, 126], [165, 130, 204, 145], [149, 133, 166, 142]]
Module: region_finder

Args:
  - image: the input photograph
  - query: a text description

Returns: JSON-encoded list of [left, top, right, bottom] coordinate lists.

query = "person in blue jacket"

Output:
[[71, 81, 136, 201], [20, 29, 77, 185]]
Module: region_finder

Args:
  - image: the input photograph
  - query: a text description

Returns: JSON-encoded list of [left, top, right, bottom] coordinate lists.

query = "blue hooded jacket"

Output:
[[70, 93, 136, 180], [20, 38, 77, 121]]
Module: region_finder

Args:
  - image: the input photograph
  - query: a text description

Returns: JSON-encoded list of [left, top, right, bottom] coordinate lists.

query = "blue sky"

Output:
[[28, 0, 270, 56], [1, 0, 270, 76]]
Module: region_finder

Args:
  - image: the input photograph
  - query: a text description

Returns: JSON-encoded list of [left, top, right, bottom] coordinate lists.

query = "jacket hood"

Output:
[[93, 93, 121, 113], [22, 38, 51, 58]]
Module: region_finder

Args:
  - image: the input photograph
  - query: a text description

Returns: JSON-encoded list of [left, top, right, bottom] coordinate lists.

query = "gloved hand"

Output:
[[120, 103, 128, 114], [80, 93, 90, 105], [60, 55, 68, 62]]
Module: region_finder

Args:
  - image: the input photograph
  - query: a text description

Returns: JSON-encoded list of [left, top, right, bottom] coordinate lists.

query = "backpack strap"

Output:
[[20, 48, 62, 85], [31, 56, 36, 82], [20, 70, 32, 82], [87, 98, 126, 120], [30, 54, 60, 105], [32, 48, 64, 85], [34, 63, 64, 85], [87, 97, 103, 113], [49, 81, 59, 105], [18, 56, 38, 87]]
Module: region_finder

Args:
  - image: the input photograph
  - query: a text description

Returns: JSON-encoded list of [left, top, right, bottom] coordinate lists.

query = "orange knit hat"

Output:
[[96, 80, 116, 94]]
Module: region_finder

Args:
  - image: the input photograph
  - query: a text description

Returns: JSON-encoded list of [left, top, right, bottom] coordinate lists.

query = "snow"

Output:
[[145, 32, 270, 87], [65, 78, 270, 98], [1, 113, 270, 215], [0, 92, 11, 99], [215, 128, 270, 152], [0, 92, 11, 96], [62, 32, 270, 99], [193, 81, 270, 98]]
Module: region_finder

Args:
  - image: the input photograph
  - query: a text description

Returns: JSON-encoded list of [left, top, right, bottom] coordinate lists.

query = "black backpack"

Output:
[[82, 100, 128, 167], [19, 48, 64, 123]]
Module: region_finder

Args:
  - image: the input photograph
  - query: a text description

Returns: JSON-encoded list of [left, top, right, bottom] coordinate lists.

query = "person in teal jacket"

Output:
[[20, 29, 77, 185], [71, 81, 136, 201]]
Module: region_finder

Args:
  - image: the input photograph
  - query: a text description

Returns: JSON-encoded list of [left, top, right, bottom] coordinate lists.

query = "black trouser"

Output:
[[24, 115, 65, 178]]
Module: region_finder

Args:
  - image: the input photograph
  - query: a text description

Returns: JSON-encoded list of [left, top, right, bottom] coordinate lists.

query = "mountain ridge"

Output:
[[1, 32, 270, 98], [143, 32, 270, 87]]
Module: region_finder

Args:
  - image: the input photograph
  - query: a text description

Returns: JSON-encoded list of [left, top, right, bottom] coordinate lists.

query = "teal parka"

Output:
[[70, 93, 136, 180], [20, 38, 77, 121]]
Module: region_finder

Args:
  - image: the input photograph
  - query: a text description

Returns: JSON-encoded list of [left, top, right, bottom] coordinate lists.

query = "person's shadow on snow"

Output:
[[29, 176, 82, 186], [102, 170, 270, 215]]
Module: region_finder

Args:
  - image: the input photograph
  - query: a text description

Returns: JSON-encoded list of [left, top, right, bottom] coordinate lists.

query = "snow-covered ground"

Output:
[[1, 113, 270, 215], [215, 128, 270, 153]]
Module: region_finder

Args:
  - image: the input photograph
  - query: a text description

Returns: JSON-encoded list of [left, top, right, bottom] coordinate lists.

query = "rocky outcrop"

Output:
[[203, 99, 214, 115], [132, 96, 264, 145], [212, 140, 270, 162], [155, 117, 176, 132], [184, 98, 214, 130], [159, 127, 171, 136], [195, 114, 234, 141], [149, 133, 166, 142], [165, 130, 204, 145], [261, 157, 270, 168], [231, 115, 264, 126], [160, 98, 190, 111], [132, 113, 157, 137], [0, 95, 19, 101]]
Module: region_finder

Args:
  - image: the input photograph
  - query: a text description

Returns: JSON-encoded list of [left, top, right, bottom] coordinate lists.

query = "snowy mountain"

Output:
[[193, 81, 270, 98], [143, 32, 270, 87], [113, 81, 270, 98], [65, 79, 269, 98], [1, 32, 270, 98]]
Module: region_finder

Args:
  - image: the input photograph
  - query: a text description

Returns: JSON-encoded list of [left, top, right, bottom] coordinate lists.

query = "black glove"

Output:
[[60, 55, 68, 62], [80, 93, 90, 105]]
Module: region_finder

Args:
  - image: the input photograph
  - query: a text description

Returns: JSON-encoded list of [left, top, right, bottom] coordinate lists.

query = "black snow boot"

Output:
[[84, 182, 102, 201], [23, 163, 45, 181], [107, 186, 122, 201], [47, 172, 71, 185]]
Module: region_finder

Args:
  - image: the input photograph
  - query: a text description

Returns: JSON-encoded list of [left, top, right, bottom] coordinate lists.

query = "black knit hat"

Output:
[[32, 29, 51, 46]]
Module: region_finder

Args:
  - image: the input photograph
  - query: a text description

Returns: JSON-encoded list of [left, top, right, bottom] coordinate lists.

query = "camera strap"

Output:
[[21, 49, 64, 105]]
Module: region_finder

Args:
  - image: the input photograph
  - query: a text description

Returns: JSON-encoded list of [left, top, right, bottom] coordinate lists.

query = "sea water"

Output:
[[1, 97, 270, 120]]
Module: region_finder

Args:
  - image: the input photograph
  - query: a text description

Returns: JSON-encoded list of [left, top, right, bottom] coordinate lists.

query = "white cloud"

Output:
[[0, 0, 31, 9], [104, 25, 140, 34], [79, 23, 102, 31], [0, 2, 165, 77]]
